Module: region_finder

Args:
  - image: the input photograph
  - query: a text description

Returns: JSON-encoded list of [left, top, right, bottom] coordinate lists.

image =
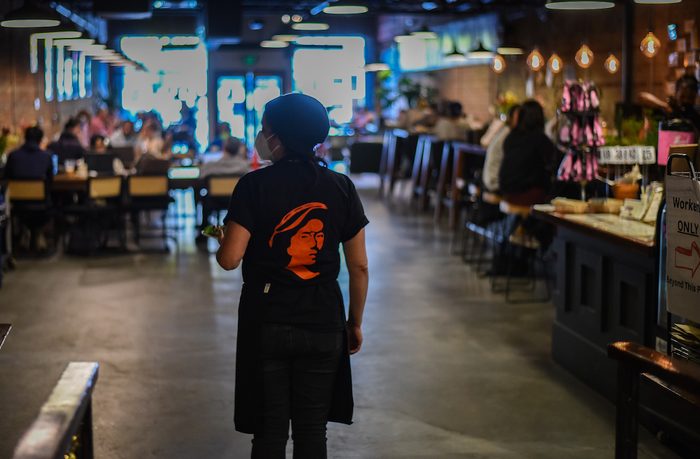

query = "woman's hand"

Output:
[[346, 323, 363, 354], [214, 226, 225, 244]]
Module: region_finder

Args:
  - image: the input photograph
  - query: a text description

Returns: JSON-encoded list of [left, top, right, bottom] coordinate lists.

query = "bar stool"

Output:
[[497, 200, 550, 303], [379, 129, 411, 200], [409, 135, 429, 204], [433, 141, 454, 223]]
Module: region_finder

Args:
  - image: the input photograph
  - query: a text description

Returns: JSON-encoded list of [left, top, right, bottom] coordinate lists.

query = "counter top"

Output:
[[532, 209, 656, 251]]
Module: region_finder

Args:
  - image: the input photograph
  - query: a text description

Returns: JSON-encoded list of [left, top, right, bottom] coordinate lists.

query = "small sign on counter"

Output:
[[598, 145, 656, 165]]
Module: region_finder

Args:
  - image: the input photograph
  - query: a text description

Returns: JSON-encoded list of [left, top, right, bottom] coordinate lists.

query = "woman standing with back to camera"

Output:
[[216, 93, 369, 458]]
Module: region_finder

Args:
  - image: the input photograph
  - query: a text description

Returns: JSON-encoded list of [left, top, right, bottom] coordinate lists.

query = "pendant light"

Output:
[[526, 49, 545, 72], [291, 22, 330, 31], [604, 53, 620, 73], [492, 54, 506, 74], [1, 1, 62, 28], [394, 30, 413, 43], [411, 26, 437, 39], [575, 44, 594, 68], [468, 41, 494, 59], [260, 40, 289, 48], [548, 53, 563, 74], [497, 47, 524, 56], [365, 63, 390, 72], [444, 45, 466, 64], [545, 0, 615, 9], [634, 0, 682, 4], [640, 31, 661, 58], [323, 2, 369, 14]]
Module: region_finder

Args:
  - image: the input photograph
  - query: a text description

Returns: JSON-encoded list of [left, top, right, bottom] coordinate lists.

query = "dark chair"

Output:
[[349, 142, 382, 174], [378, 129, 410, 199], [127, 175, 175, 250], [110, 147, 136, 169], [63, 176, 126, 254], [86, 153, 116, 176], [0, 187, 8, 288]]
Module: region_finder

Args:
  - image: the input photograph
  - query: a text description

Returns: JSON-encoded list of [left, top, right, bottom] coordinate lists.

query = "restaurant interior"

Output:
[[1, 0, 700, 458]]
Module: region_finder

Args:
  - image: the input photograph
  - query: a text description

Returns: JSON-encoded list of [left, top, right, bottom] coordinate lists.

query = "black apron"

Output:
[[233, 282, 354, 434]]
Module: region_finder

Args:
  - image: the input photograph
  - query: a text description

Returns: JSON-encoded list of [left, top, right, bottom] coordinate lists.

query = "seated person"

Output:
[[207, 122, 232, 152], [48, 118, 87, 165], [499, 100, 556, 207], [108, 120, 137, 148], [433, 101, 469, 141], [3, 126, 54, 252], [482, 104, 520, 193], [88, 134, 126, 176], [4, 126, 53, 180], [200, 137, 249, 178]]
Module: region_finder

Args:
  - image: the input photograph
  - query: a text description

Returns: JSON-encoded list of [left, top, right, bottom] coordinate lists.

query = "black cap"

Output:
[[264, 93, 330, 156]]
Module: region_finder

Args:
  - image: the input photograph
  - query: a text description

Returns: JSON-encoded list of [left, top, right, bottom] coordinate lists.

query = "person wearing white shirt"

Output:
[[108, 120, 137, 148], [433, 102, 469, 141], [482, 104, 520, 193]]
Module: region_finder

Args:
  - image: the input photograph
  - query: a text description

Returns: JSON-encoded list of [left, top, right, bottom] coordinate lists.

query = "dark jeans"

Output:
[[252, 324, 343, 459]]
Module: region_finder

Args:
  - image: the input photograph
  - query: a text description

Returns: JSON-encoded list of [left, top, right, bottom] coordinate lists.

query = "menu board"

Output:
[[598, 145, 656, 165]]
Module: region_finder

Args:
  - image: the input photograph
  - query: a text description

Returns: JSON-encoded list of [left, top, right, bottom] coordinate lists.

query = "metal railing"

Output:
[[13, 362, 99, 459]]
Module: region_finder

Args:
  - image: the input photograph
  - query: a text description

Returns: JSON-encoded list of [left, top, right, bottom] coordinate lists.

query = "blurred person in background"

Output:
[[200, 137, 249, 179], [109, 120, 137, 148], [433, 101, 469, 141], [482, 104, 520, 194], [135, 120, 169, 161], [90, 105, 114, 138], [90, 134, 126, 175], [48, 118, 87, 166], [207, 122, 232, 152]]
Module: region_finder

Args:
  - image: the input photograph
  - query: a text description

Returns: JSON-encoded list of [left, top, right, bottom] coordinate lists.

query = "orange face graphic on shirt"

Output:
[[269, 202, 328, 280]]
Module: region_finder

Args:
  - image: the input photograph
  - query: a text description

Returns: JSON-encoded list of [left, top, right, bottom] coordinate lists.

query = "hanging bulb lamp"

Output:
[[575, 44, 594, 68], [1, 1, 62, 28], [492, 54, 506, 74], [526, 49, 545, 71], [640, 31, 661, 58], [548, 53, 563, 73], [604, 53, 620, 73]]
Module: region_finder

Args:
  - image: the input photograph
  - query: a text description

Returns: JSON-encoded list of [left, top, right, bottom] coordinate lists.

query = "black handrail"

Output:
[[13, 362, 99, 459], [608, 341, 700, 459], [0, 323, 10, 350]]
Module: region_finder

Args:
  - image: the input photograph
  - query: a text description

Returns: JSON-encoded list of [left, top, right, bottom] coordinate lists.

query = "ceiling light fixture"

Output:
[[1, 1, 62, 28], [292, 22, 330, 31], [575, 44, 594, 68], [468, 41, 494, 59], [545, 0, 615, 9], [323, 2, 368, 14], [365, 63, 390, 72], [492, 54, 506, 74], [634, 0, 682, 4], [260, 40, 289, 48], [526, 49, 545, 71], [604, 53, 620, 73], [497, 47, 524, 55], [444, 45, 466, 64]]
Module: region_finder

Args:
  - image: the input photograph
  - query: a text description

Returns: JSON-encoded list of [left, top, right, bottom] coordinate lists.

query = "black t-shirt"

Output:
[[224, 159, 369, 330]]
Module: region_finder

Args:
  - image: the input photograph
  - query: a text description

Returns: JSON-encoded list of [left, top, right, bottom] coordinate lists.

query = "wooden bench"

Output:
[[0, 323, 10, 350], [13, 362, 99, 459], [608, 342, 700, 459]]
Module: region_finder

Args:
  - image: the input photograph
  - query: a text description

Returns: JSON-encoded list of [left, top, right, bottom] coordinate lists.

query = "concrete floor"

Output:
[[0, 179, 681, 458]]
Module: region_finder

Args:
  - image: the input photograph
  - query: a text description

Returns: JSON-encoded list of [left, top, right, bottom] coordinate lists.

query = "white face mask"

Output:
[[255, 131, 278, 161]]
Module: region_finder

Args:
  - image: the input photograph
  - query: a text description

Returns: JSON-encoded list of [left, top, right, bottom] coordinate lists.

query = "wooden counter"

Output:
[[533, 210, 659, 400]]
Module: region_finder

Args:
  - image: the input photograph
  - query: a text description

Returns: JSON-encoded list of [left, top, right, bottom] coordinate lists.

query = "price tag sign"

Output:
[[599, 145, 656, 165]]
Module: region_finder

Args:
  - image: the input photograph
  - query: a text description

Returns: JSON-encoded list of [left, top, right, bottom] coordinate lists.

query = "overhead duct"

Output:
[[206, 0, 242, 48], [93, 0, 152, 20]]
